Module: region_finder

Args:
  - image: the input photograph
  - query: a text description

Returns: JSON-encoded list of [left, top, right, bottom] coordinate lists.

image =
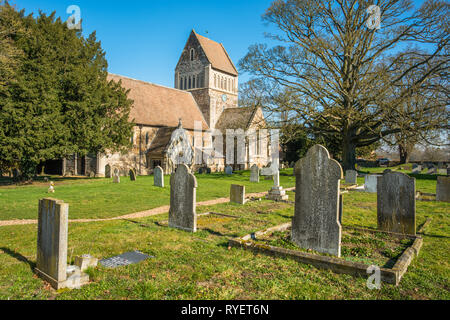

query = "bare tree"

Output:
[[239, 0, 449, 170]]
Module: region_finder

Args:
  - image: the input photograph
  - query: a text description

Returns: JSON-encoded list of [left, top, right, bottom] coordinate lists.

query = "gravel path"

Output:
[[0, 188, 295, 227]]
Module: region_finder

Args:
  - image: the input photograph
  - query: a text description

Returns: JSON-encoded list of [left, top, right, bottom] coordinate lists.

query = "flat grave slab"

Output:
[[99, 251, 154, 268]]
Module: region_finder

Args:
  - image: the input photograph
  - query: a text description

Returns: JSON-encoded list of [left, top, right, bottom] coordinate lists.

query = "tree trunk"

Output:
[[342, 138, 356, 171], [398, 143, 410, 164]]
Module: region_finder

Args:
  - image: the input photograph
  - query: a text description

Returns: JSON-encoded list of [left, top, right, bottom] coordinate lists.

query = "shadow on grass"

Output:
[[0, 247, 36, 270], [0, 175, 99, 187]]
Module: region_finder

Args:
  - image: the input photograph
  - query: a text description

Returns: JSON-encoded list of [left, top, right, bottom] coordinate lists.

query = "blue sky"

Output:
[[12, 0, 277, 87]]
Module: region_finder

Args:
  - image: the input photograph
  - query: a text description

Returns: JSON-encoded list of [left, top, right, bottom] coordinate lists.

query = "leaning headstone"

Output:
[[35, 198, 89, 289], [364, 174, 381, 193], [225, 165, 233, 175], [129, 168, 137, 181], [169, 164, 197, 232], [377, 170, 416, 235], [436, 176, 450, 202], [154, 166, 164, 187], [250, 164, 260, 183], [292, 145, 343, 257], [105, 165, 111, 178], [412, 165, 422, 174], [345, 170, 357, 184], [427, 166, 437, 175], [230, 184, 246, 204]]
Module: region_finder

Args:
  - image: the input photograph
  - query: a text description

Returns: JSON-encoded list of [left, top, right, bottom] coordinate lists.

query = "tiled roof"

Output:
[[193, 31, 238, 76], [108, 73, 208, 130], [215, 107, 258, 130]]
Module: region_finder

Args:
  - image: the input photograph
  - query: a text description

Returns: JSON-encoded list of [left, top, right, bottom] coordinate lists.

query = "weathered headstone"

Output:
[[345, 170, 357, 184], [105, 164, 111, 178], [436, 176, 450, 202], [364, 175, 381, 193], [250, 164, 260, 183], [113, 169, 120, 183], [169, 164, 197, 232], [230, 184, 245, 204], [99, 251, 153, 268], [292, 145, 343, 256], [35, 198, 89, 289], [377, 170, 416, 235], [129, 168, 137, 181], [225, 165, 233, 175], [154, 166, 164, 187]]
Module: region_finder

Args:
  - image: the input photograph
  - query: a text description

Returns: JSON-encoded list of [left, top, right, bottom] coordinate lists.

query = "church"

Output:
[[44, 30, 269, 177]]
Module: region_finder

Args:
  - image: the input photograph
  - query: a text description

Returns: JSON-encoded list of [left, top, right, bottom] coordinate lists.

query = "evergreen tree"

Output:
[[0, 3, 133, 181]]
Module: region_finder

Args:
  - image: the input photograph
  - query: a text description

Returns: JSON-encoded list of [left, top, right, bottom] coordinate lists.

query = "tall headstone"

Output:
[[105, 165, 111, 178], [225, 165, 233, 175], [154, 166, 164, 187], [169, 164, 197, 232], [364, 174, 381, 193], [377, 170, 416, 235], [35, 199, 89, 289], [250, 164, 260, 183], [345, 170, 357, 184], [230, 184, 245, 204], [113, 171, 120, 184], [436, 176, 450, 202], [129, 168, 137, 181], [36, 198, 68, 288], [292, 145, 343, 256]]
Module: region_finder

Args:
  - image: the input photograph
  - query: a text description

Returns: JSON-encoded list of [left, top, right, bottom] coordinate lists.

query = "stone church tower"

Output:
[[175, 30, 239, 129]]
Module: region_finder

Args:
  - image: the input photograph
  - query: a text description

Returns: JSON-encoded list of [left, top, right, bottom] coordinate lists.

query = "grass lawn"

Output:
[[0, 170, 295, 220], [0, 167, 448, 299]]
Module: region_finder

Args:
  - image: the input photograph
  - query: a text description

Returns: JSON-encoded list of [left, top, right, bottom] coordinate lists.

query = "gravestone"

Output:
[[292, 145, 343, 256], [267, 170, 288, 201], [250, 164, 260, 183], [364, 175, 381, 193], [105, 165, 111, 178], [437, 168, 447, 175], [225, 165, 233, 175], [154, 166, 164, 187], [427, 166, 437, 175], [113, 169, 120, 183], [35, 198, 89, 289], [169, 164, 197, 232], [377, 170, 416, 235], [230, 184, 245, 204], [345, 170, 357, 184], [99, 251, 153, 268], [436, 176, 450, 202], [412, 165, 421, 174], [129, 168, 137, 181]]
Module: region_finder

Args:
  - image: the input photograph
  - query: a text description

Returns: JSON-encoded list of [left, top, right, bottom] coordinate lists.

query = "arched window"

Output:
[[146, 132, 150, 145], [179, 77, 183, 90], [190, 48, 195, 61], [188, 76, 191, 89], [184, 77, 187, 90], [214, 74, 217, 87]]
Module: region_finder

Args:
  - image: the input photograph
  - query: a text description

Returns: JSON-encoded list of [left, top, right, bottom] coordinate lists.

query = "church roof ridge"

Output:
[[107, 73, 189, 94], [191, 31, 238, 76]]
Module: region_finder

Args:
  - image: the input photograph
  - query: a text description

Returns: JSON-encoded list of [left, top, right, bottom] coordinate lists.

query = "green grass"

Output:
[[0, 167, 448, 300], [0, 170, 295, 220]]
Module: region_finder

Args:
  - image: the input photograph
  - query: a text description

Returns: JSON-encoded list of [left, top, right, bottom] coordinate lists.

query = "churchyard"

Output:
[[0, 157, 449, 300]]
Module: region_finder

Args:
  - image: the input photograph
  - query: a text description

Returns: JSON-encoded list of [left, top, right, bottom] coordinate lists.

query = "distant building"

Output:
[[43, 30, 269, 176]]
